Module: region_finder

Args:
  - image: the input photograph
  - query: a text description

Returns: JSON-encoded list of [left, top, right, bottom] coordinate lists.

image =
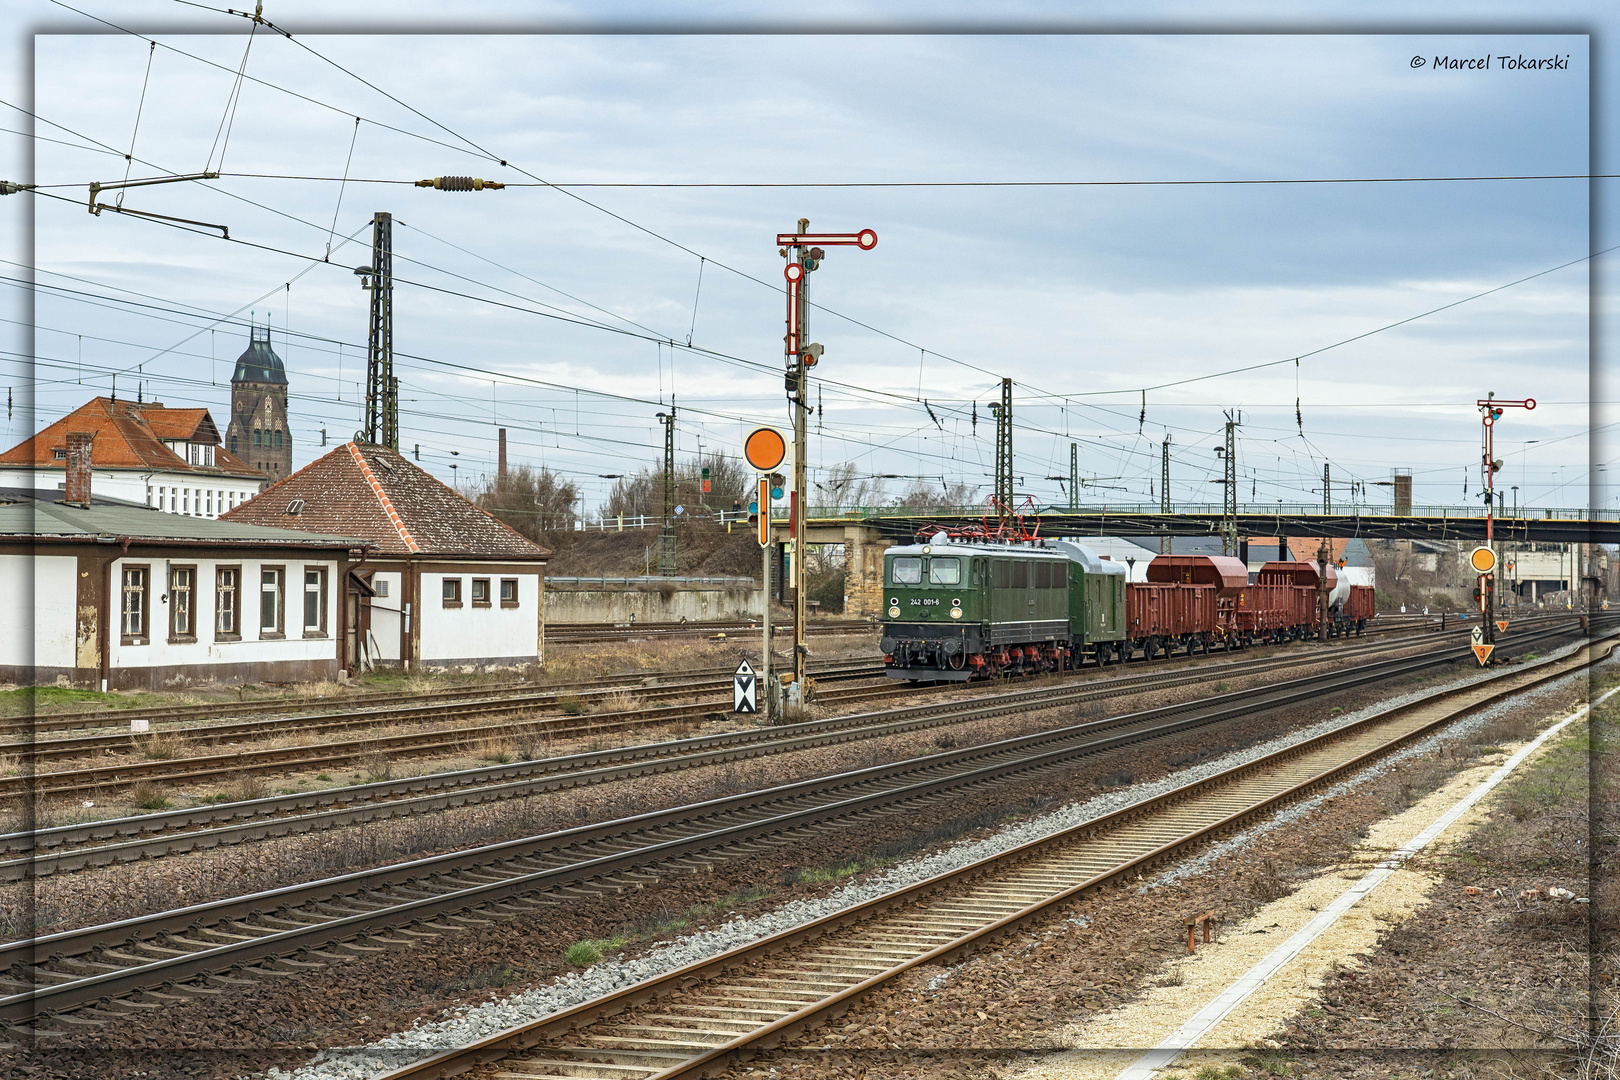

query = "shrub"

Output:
[[363, 752, 395, 783], [564, 940, 602, 967], [233, 774, 268, 802], [558, 697, 586, 716]]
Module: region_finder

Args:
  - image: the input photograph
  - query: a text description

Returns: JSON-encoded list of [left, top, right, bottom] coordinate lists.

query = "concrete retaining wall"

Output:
[[546, 577, 764, 623]]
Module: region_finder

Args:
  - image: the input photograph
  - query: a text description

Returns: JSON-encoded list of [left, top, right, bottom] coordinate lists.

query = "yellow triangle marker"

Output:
[[1472, 643, 1494, 666], [1495, 619, 1509, 633]]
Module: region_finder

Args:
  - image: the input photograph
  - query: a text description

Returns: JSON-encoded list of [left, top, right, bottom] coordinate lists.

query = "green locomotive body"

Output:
[[879, 535, 1126, 682]]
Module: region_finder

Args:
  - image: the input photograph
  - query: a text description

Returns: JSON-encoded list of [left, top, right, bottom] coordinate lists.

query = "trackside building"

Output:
[[222, 442, 550, 672]]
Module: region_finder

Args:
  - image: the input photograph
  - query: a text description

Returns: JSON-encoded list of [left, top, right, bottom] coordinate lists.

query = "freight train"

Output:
[[879, 532, 1375, 682]]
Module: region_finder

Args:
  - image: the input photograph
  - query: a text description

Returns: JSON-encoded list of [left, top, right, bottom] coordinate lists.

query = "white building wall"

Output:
[[0, 466, 262, 519], [108, 554, 341, 680], [0, 553, 77, 669], [419, 569, 540, 663], [365, 571, 403, 662]]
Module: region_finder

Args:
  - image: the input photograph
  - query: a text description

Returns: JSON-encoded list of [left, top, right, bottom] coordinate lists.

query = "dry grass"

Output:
[[133, 729, 186, 760], [131, 781, 171, 811], [596, 690, 643, 714], [473, 735, 519, 765]]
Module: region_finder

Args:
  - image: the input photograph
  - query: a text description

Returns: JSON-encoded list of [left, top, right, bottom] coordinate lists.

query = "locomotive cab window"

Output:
[[891, 557, 922, 585], [929, 557, 961, 586]]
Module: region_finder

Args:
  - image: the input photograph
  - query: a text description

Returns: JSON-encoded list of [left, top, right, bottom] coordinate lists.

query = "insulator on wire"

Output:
[[415, 176, 505, 191]]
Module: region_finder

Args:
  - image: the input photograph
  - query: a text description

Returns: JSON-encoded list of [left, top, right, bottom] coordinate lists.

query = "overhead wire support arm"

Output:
[[88, 171, 219, 213], [87, 172, 227, 235]]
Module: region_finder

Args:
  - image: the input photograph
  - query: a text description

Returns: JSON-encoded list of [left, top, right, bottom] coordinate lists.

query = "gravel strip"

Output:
[[260, 639, 1583, 1079]]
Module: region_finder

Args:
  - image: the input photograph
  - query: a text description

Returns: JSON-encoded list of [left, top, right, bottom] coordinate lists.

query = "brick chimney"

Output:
[[498, 428, 507, 482], [64, 430, 94, 506]]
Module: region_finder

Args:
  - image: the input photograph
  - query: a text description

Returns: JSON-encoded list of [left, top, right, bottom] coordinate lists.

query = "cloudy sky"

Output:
[[0, 2, 1611, 519]]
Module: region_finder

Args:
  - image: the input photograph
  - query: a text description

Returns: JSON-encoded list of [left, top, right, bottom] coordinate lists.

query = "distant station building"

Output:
[[0, 445, 364, 689], [0, 396, 266, 518], [224, 442, 551, 672], [226, 319, 293, 482]]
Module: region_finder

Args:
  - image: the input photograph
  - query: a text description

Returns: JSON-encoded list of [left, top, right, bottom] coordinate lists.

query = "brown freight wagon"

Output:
[[1125, 581, 1217, 659], [1254, 560, 1340, 638], [1233, 583, 1304, 640], [1345, 584, 1375, 621], [1146, 554, 1249, 647]]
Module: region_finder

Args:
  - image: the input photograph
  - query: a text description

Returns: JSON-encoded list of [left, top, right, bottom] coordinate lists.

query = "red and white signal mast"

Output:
[[1474, 392, 1535, 660], [776, 220, 876, 699]]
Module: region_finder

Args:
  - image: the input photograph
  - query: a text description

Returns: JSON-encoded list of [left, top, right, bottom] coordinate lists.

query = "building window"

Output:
[[169, 566, 196, 642], [216, 567, 240, 639], [121, 566, 148, 643], [500, 578, 519, 607], [261, 568, 284, 636], [146, 486, 154, 507], [230, 435, 238, 453], [471, 578, 490, 606], [443, 578, 462, 607], [206, 490, 214, 516], [303, 568, 327, 636], [254, 429, 262, 446], [52, 448, 66, 460], [183, 488, 190, 515], [274, 429, 283, 448], [375, 578, 390, 597], [169, 489, 177, 513]]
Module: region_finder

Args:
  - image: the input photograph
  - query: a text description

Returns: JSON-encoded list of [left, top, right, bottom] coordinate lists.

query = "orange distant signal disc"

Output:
[[1468, 546, 1497, 574], [744, 427, 787, 471]]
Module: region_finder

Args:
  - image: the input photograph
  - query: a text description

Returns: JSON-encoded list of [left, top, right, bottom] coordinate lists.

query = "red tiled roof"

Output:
[[141, 408, 218, 444], [222, 442, 549, 560], [0, 397, 262, 479]]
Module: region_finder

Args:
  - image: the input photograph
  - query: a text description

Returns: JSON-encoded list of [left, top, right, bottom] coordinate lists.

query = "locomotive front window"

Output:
[[929, 557, 961, 585], [891, 557, 923, 585]]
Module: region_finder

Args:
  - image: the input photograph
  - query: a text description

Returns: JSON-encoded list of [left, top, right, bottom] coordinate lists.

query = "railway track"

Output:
[[9, 611, 1548, 739], [0, 621, 1593, 1030], [7, 616, 1572, 798], [5, 662, 887, 764], [4, 619, 1556, 871], [9, 658, 877, 739], [366, 630, 1614, 1080]]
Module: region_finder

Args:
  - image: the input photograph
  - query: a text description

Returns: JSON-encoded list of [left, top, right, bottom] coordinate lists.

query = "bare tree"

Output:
[[600, 453, 750, 520], [892, 478, 980, 514], [816, 462, 888, 507], [475, 465, 579, 541]]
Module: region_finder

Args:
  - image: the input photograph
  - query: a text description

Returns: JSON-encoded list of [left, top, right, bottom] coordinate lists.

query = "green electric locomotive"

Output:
[[878, 534, 1127, 681]]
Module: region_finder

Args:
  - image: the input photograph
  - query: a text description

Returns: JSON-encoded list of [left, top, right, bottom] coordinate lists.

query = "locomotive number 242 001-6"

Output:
[[910, 597, 941, 606]]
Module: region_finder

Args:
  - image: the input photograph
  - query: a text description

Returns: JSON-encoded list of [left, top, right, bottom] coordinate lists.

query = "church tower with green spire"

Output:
[[226, 314, 290, 481]]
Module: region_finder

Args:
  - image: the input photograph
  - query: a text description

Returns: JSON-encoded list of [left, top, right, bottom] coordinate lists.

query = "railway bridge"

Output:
[[791, 502, 1616, 619]]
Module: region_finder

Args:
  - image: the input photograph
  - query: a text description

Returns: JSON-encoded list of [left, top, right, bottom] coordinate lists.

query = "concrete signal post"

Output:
[[776, 221, 877, 702], [1476, 393, 1536, 655], [744, 426, 788, 722]]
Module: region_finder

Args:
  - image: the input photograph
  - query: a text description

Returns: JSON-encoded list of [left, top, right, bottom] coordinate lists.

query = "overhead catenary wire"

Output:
[[13, 17, 1597, 507]]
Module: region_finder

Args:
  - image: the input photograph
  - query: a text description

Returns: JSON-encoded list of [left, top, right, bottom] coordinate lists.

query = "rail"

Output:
[[367, 628, 1616, 1080], [3, 622, 1596, 1027]]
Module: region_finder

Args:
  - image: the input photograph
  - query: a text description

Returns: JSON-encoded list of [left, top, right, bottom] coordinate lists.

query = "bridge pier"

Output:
[[843, 525, 894, 621]]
